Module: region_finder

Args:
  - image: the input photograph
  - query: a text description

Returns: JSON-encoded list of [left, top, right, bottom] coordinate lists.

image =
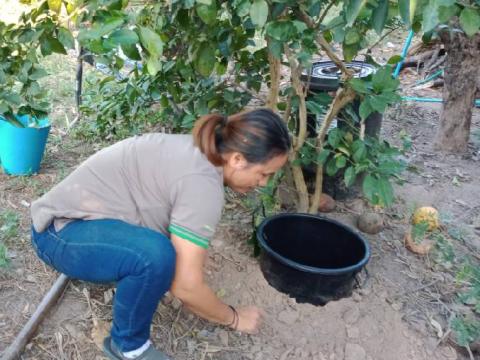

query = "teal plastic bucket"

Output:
[[0, 115, 51, 175]]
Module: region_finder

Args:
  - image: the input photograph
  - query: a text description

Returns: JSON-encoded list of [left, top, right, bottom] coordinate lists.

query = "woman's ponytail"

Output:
[[192, 108, 291, 166], [192, 114, 225, 166]]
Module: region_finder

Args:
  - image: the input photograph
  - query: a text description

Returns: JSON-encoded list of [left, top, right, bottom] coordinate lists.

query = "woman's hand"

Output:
[[233, 306, 263, 334]]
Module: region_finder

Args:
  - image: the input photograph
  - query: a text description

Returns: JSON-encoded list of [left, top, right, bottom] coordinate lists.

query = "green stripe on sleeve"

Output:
[[168, 224, 209, 249]]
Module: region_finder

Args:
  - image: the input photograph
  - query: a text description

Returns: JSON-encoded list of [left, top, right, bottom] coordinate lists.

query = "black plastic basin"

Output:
[[257, 213, 370, 305]]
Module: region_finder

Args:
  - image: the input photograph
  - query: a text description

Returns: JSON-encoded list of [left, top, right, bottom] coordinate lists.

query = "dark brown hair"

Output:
[[192, 108, 291, 166]]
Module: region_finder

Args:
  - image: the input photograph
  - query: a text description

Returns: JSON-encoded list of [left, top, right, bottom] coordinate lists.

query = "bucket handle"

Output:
[[354, 267, 370, 289]]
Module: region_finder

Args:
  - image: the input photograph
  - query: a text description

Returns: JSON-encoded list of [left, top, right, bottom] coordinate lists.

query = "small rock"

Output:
[[217, 329, 229, 347], [391, 302, 402, 311], [171, 297, 183, 311], [345, 343, 366, 360], [346, 199, 366, 214], [343, 307, 360, 325], [352, 292, 362, 302], [210, 239, 224, 248], [357, 212, 384, 234], [186, 340, 196, 355], [347, 326, 360, 339], [318, 193, 336, 212], [277, 309, 299, 325], [197, 329, 216, 342]]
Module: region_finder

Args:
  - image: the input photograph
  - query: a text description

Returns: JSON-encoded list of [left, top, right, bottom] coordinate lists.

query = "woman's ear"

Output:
[[227, 152, 248, 170]]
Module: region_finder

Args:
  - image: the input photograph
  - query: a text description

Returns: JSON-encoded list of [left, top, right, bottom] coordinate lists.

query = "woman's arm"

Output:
[[169, 234, 262, 333]]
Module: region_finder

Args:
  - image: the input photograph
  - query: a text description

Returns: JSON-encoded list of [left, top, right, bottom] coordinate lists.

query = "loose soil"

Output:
[[1, 32, 479, 360]]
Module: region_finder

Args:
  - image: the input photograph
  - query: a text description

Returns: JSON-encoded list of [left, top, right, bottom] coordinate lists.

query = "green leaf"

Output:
[[437, 0, 455, 5], [359, 98, 373, 120], [47, 0, 62, 13], [196, 0, 217, 25], [372, 66, 399, 92], [345, 29, 360, 45], [110, 29, 139, 46], [79, 17, 125, 42], [372, 0, 388, 35], [0, 101, 9, 114], [368, 95, 388, 113], [266, 21, 296, 41], [317, 149, 330, 164], [328, 128, 342, 148], [363, 174, 377, 203], [459, 8, 480, 37], [234, 0, 251, 17], [344, 166, 356, 187], [408, 0, 418, 24], [352, 141, 366, 162], [345, 0, 368, 27], [58, 28, 75, 49], [342, 43, 358, 62], [398, 0, 410, 25], [26, 81, 41, 96], [49, 36, 67, 54], [377, 176, 394, 206], [438, 5, 459, 23], [349, 78, 370, 93], [267, 38, 283, 59], [121, 43, 141, 60], [326, 158, 339, 176], [29, 67, 48, 80], [3, 92, 22, 105], [41, 35, 66, 55], [250, 0, 268, 27], [422, 0, 439, 33], [195, 43, 216, 77], [146, 56, 162, 76], [139, 27, 163, 57], [387, 55, 403, 64], [306, 100, 327, 116], [336, 155, 347, 168]]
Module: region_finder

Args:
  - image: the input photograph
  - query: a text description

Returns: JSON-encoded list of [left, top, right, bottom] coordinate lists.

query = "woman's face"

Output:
[[223, 152, 289, 193]]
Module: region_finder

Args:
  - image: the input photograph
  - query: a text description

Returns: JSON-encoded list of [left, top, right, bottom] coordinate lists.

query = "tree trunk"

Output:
[[434, 29, 480, 153]]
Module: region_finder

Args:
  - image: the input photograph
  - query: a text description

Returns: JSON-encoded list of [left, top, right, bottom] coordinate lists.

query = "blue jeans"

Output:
[[31, 219, 176, 352]]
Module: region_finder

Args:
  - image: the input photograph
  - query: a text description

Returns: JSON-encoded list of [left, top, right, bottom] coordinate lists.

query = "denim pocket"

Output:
[[31, 226, 58, 268]]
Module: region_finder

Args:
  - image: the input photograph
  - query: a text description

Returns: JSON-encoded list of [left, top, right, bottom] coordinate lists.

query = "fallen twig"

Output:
[[1, 274, 70, 360]]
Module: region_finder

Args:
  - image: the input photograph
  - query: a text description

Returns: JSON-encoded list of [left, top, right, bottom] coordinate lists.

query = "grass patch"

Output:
[[0, 209, 19, 269], [0, 209, 20, 242]]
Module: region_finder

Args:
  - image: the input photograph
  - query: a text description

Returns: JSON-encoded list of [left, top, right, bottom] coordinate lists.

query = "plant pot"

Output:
[[302, 61, 383, 139], [0, 115, 51, 175], [257, 213, 370, 305]]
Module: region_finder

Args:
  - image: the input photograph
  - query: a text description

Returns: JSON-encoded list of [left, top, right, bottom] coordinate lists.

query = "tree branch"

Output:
[[297, 9, 353, 78], [317, 1, 336, 27], [309, 87, 356, 213], [266, 40, 281, 110], [285, 45, 307, 151], [284, 44, 310, 212]]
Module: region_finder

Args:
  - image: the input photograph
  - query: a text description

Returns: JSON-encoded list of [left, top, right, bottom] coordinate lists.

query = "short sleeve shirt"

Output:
[[30, 134, 224, 248]]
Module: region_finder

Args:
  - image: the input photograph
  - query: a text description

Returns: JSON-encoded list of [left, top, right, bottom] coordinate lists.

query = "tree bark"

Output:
[[434, 29, 480, 153], [266, 47, 281, 111]]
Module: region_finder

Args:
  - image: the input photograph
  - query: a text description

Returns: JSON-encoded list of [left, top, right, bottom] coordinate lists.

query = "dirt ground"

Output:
[[1, 97, 480, 360], [1, 11, 480, 359]]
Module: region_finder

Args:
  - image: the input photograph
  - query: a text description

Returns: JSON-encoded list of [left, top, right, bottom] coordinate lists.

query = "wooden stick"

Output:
[[1, 274, 70, 360]]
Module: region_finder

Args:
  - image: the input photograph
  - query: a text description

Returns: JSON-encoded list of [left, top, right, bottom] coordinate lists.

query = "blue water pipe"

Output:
[[395, 30, 480, 107], [402, 96, 480, 107], [393, 30, 414, 79]]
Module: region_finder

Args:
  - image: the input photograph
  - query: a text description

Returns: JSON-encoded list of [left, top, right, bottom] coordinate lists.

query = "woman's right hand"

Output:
[[233, 306, 263, 334]]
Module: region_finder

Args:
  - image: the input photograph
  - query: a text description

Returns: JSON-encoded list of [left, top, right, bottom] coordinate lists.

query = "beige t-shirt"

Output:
[[31, 133, 224, 249]]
